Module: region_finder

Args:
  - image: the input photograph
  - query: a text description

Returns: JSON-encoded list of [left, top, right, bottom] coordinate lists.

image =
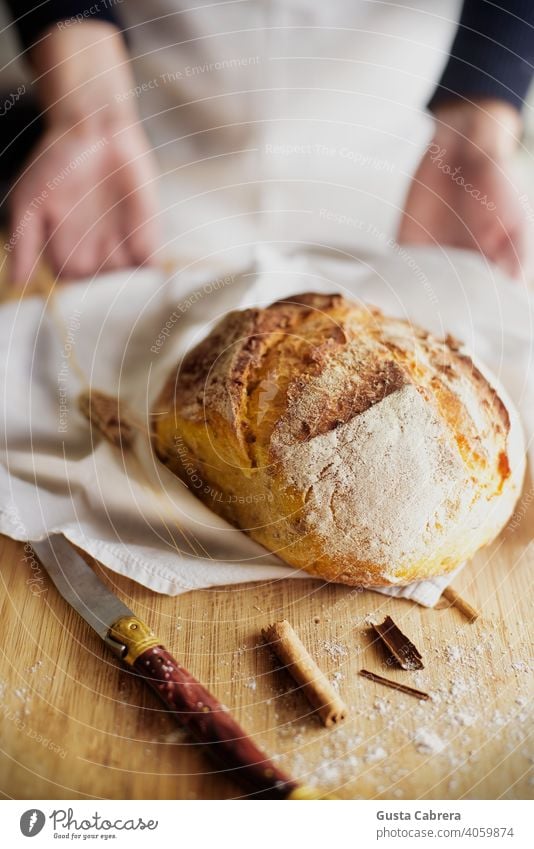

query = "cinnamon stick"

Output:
[[441, 586, 480, 622], [359, 669, 430, 701], [263, 620, 348, 727], [78, 389, 137, 449]]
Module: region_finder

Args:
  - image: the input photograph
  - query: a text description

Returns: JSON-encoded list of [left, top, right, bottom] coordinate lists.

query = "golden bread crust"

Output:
[[151, 293, 524, 586]]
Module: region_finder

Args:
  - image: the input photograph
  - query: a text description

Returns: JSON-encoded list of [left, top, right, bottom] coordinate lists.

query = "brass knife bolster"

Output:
[[106, 615, 160, 665]]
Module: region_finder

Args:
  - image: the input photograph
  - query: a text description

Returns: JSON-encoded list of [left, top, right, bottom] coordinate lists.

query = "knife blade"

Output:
[[31, 535, 132, 648], [31, 535, 328, 799]]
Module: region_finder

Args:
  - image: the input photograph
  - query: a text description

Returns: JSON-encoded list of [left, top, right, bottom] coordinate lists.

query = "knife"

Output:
[[31, 535, 328, 799]]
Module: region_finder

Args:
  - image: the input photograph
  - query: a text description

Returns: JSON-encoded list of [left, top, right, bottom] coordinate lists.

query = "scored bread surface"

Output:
[[151, 293, 525, 586]]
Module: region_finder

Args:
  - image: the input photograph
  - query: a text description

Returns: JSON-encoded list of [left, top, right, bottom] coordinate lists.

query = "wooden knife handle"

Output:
[[133, 644, 299, 799]]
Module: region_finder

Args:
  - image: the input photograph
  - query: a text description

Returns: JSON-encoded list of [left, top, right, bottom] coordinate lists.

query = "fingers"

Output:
[[499, 217, 526, 279], [47, 167, 159, 278], [122, 193, 160, 267], [45, 200, 101, 280], [400, 208, 525, 280], [397, 210, 436, 245], [43, 182, 134, 279], [8, 201, 45, 287], [489, 228, 524, 280], [6, 123, 160, 283], [47, 223, 128, 279], [98, 233, 130, 272], [397, 178, 450, 247], [119, 159, 160, 267]]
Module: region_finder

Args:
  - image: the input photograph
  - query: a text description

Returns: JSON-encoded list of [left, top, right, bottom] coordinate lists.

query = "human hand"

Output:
[[7, 22, 160, 283], [398, 100, 528, 279]]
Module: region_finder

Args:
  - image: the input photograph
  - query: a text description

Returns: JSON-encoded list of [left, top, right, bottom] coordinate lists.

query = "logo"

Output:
[[20, 809, 46, 837]]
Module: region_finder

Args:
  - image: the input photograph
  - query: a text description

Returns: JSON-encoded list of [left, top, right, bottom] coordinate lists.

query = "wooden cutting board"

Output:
[[0, 264, 532, 800]]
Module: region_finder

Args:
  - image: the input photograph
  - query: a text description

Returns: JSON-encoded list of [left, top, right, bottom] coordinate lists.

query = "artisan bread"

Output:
[[151, 292, 525, 586]]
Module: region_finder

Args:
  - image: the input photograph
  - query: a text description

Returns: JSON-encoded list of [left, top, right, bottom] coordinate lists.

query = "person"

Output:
[[2, 1, 533, 282]]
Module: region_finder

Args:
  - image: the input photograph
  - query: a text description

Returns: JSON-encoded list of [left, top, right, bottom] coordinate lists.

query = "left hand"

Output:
[[398, 100, 528, 279]]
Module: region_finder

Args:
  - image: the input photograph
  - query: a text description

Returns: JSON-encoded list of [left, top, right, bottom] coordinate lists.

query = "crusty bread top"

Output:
[[153, 292, 519, 582], [156, 291, 510, 465]]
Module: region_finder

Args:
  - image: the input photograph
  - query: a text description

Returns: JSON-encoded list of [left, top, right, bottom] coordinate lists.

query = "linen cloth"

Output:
[[0, 245, 531, 605]]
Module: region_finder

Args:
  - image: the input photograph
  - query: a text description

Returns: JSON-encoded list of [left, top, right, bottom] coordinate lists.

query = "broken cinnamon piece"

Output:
[[78, 389, 136, 449], [440, 586, 480, 623], [262, 620, 348, 727], [371, 615, 424, 670], [359, 669, 430, 701]]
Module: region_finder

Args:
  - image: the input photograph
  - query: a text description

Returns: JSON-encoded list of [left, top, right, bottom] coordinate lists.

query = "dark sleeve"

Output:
[[3, 1, 120, 50], [429, 0, 534, 112]]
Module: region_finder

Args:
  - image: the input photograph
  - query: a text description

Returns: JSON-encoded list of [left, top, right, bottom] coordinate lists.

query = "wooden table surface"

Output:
[[0, 271, 532, 801]]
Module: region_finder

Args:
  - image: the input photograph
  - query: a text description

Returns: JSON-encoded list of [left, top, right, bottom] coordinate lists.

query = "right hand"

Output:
[[7, 21, 160, 283], [398, 100, 528, 279]]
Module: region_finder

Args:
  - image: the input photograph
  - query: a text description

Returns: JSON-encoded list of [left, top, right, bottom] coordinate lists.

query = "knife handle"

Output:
[[133, 644, 309, 799]]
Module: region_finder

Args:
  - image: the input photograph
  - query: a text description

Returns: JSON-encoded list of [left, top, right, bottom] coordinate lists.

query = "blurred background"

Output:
[[1, 0, 532, 274]]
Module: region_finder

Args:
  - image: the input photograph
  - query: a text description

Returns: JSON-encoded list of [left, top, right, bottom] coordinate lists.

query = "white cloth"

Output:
[[0, 246, 532, 606]]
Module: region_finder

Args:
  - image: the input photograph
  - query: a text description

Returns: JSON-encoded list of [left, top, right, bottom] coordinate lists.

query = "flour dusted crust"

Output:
[[151, 293, 525, 586]]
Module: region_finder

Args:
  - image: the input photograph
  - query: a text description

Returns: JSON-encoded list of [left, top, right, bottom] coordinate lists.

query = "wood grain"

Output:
[[0, 261, 532, 800], [0, 501, 532, 801]]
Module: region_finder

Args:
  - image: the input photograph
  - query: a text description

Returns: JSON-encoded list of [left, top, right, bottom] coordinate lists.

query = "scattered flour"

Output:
[[413, 728, 446, 755], [445, 645, 463, 664], [365, 745, 388, 763], [320, 640, 348, 661], [331, 671, 344, 692]]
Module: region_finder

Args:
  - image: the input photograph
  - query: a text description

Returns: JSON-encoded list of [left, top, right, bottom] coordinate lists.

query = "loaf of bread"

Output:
[[151, 292, 525, 586]]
